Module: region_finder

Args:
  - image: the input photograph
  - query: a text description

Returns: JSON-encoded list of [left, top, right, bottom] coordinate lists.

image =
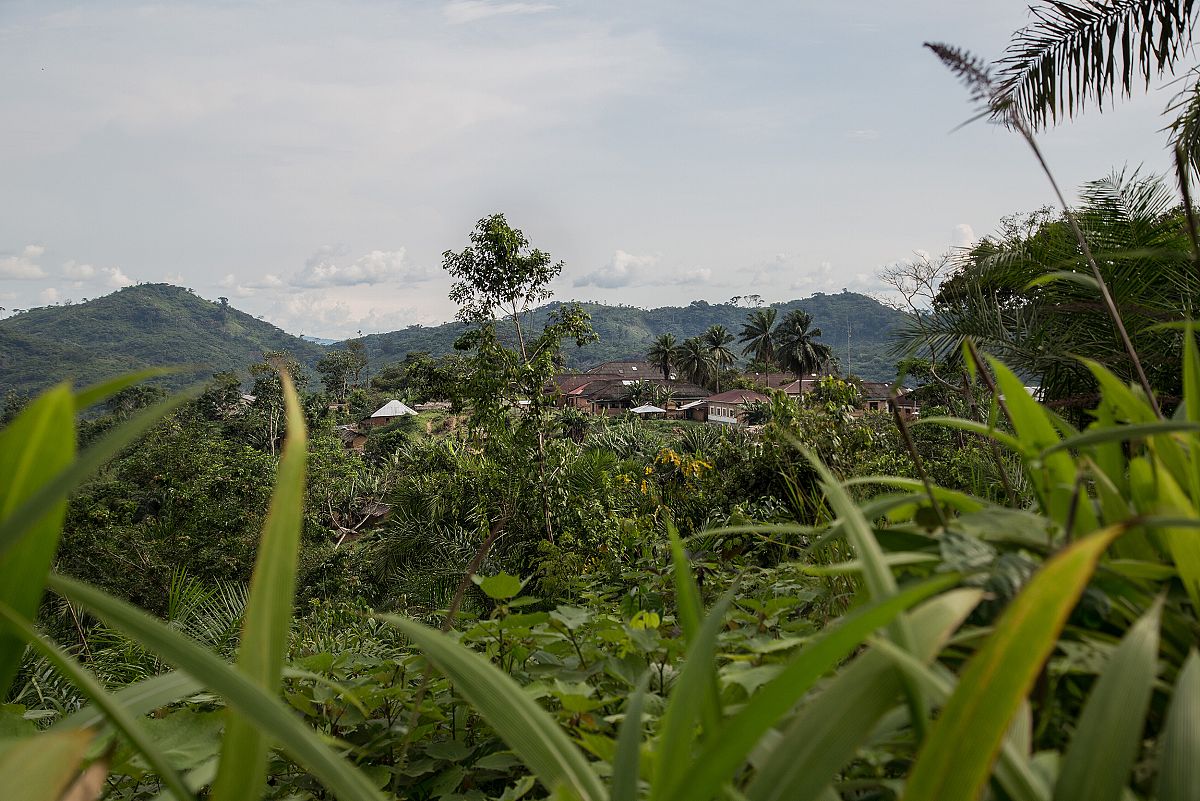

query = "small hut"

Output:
[[364, 399, 418, 428]]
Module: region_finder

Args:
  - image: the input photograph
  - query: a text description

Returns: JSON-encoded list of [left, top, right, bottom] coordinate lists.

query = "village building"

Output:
[[364, 399, 419, 427], [702, 389, 771, 425]]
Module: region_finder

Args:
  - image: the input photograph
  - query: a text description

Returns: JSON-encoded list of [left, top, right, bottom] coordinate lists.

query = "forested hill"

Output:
[[0, 286, 906, 396], [0, 284, 324, 395], [360, 291, 906, 381]]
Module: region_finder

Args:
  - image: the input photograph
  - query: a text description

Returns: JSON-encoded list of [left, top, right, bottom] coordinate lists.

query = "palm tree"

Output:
[[647, 333, 679, 381], [739, 307, 779, 386], [676, 337, 714, 387], [776, 310, 832, 377], [899, 170, 1196, 410], [703, 325, 736, 392]]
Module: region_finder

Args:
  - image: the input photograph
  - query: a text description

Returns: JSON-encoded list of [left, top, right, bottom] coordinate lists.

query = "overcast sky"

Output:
[[0, 1, 1183, 337]]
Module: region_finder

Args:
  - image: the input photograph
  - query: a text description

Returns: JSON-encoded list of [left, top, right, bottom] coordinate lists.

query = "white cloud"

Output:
[[39, 287, 60, 304], [952, 223, 976, 248], [62, 260, 96, 280], [292, 246, 427, 288], [575, 250, 658, 288], [444, 1, 556, 25], [104, 266, 134, 287], [0, 244, 48, 279]]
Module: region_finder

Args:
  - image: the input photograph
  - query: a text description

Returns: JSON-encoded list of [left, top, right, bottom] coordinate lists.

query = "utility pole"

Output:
[[846, 318, 852, 378]]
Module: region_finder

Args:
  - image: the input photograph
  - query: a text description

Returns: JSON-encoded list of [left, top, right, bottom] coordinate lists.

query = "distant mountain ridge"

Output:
[[0, 284, 906, 396], [360, 292, 905, 381], [0, 284, 326, 395]]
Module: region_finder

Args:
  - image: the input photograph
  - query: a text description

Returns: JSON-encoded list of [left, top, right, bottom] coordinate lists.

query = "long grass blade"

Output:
[[867, 637, 1049, 801], [49, 573, 386, 801], [667, 574, 960, 801], [1158, 650, 1200, 801], [0, 601, 193, 801], [380, 613, 607, 801], [611, 674, 649, 801], [0, 384, 75, 698], [0, 384, 200, 562], [667, 525, 721, 738], [652, 586, 735, 801], [1054, 600, 1161, 801], [903, 523, 1127, 801], [746, 589, 984, 801], [212, 373, 307, 801], [58, 670, 203, 730]]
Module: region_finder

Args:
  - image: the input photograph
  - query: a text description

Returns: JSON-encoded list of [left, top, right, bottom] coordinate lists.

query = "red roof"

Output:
[[705, 389, 770, 404]]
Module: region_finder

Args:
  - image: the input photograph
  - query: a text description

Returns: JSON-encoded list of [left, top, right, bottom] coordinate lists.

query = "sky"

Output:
[[0, 1, 1185, 338]]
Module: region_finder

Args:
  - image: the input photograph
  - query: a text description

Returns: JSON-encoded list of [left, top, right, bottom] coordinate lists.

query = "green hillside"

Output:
[[360, 291, 905, 381], [0, 284, 325, 395], [0, 286, 906, 397]]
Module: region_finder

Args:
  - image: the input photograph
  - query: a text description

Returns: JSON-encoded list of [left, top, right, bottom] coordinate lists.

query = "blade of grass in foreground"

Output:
[[667, 525, 722, 738], [212, 373, 307, 801], [50, 574, 386, 801], [0, 727, 94, 801], [58, 670, 203, 730], [381, 613, 608, 801], [1158, 650, 1200, 801], [1054, 600, 1161, 801], [0, 384, 75, 699], [903, 523, 1127, 801], [0, 384, 200, 562], [610, 674, 649, 801], [746, 589, 984, 801], [0, 601, 192, 801], [665, 574, 960, 801]]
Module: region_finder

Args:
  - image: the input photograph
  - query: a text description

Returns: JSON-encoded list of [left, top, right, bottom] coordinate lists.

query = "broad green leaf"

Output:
[[213, 373, 307, 801], [0, 727, 93, 801], [59, 670, 203, 730], [1140, 458, 1200, 611], [1054, 600, 1161, 801], [0, 384, 200, 564], [0, 384, 74, 697], [380, 613, 607, 801], [904, 524, 1126, 801], [747, 589, 985, 801], [473, 572, 528, 600], [667, 574, 960, 801], [0, 601, 192, 801], [988, 356, 1096, 532], [1183, 331, 1200, 516], [50, 573, 386, 801], [611, 675, 649, 801], [1158, 650, 1200, 801]]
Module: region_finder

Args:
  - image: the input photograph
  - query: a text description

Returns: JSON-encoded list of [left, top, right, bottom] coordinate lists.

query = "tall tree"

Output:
[[739, 307, 779, 386], [703, 325, 736, 392], [776, 310, 833, 377], [444, 213, 561, 359], [676, 337, 714, 387], [647, 333, 679, 381], [442, 214, 596, 541]]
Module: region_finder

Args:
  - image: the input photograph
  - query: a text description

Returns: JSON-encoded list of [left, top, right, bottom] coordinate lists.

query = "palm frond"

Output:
[[994, 0, 1199, 129]]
